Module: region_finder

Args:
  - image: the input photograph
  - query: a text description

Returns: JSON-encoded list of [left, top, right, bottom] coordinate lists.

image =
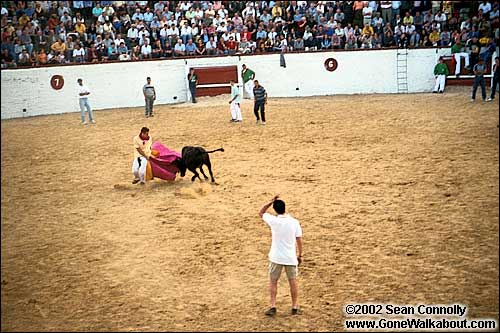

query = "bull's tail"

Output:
[[205, 148, 224, 154]]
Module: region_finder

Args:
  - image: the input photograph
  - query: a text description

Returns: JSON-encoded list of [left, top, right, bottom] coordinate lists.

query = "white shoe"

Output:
[[261, 121, 266, 125], [90, 120, 96, 124], [470, 98, 475, 102], [486, 98, 493, 102], [256, 119, 260, 124], [81, 121, 87, 125]]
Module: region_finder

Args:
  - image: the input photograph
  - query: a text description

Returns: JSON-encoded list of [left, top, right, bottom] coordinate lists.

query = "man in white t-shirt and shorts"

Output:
[[259, 195, 303, 316]]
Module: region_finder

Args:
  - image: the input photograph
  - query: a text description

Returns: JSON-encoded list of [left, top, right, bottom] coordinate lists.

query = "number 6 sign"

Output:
[[50, 75, 64, 90], [324, 58, 338, 72]]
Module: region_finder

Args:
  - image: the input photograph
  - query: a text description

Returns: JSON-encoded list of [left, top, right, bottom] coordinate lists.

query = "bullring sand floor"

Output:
[[1, 87, 499, 331]]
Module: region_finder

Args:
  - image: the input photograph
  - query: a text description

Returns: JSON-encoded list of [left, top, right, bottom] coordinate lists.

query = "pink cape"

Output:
[[150, 141, 181, 181]]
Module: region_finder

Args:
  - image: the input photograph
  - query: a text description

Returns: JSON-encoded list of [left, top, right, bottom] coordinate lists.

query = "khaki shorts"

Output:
[[269, 262, 298, 281]]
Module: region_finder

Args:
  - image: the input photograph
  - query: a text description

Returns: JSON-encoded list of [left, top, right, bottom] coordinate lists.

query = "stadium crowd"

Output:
[[1, 1, 499, 68]]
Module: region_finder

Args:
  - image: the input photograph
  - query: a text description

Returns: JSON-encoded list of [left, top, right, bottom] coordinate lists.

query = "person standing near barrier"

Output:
[[229, 79, 243, 122], [77, 78, 95, 124], [471, 58, 487, 102], [143, 77, 156, 117], [487, 57, 499, 102], [433, 57, 449, 93], [187, 68, 198, 103], [132, 127, 152, 185], [241, 64, 255, 99], [253, 80, 267, 125], [259, 195, 303, 317]]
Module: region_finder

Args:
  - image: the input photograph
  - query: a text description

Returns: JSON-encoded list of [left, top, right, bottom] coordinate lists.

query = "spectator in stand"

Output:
[[392, 1, 402, 24], [173, 38, 185, 57], [429, 28, 440, 46], [51, 38, 66, 57], [238, 36, 252, 54], [180, 21, 192, 44], [19, 29, 33, 55], [362, 2, 373, 27], [106, 42, 118, 61], [372, 12, 384, 27], [294, 36, 305, 51], [479, 1, 493, 18], [73, 43, 85, 63], [226, 35, 238, 55], [92, 3, 103, 20], [206, 36, 218, 55], [414, 11, 424, 31], [17, 49, 32, 67], [65, 35, 76, 62], [140, 40, 152, 59], [117, 41, 129, 55], [2, 0, 498, 68], [33, 30, 47, 53], [185, 39, 197, 56], [34, 49, 47, 66], [127, 23, 139, 48], [362, 23, 374, 37], [435, 10, 447, 30], [409, 28, 420, 47], [87, 42, 99, 63], [403, 11, 414, 25], [440, 28, 451, 46], [380, 1, 393, 26]]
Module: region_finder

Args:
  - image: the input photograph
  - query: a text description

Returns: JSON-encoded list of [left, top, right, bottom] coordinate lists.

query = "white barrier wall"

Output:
[[1, 48, 449, 119]]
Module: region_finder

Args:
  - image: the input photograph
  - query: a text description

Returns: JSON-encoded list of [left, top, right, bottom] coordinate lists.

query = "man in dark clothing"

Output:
[[253, 80, 267, 125], [187, 68, 198, 103], [471, 58, 487, 101]]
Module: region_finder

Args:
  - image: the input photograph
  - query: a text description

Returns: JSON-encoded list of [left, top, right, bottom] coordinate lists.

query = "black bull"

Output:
[[173, 146, 224, 182]]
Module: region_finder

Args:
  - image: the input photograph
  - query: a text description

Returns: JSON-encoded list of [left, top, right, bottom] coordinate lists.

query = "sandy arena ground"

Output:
[[1, 87, 499, 331]]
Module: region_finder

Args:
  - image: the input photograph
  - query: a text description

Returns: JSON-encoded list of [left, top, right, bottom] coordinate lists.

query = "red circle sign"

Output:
[[50, 75, 64, 90], [324, 58, 338, 72]]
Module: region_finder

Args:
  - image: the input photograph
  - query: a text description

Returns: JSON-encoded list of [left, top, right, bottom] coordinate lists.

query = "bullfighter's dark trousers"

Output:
[[254, 101, 266, 122]]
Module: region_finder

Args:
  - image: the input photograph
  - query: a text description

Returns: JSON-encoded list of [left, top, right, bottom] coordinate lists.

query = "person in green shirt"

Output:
[[433, 57, 449, 93], [451, 41, 470, 76], [241, 64, 255, 99]]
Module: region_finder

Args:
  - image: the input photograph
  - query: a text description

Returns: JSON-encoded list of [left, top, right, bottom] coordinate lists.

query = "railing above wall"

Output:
[[0, 45, 448, 71]]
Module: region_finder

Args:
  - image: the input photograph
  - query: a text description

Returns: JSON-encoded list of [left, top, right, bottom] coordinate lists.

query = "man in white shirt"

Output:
[[206, 36, 218, 55], [132, 126, 152, 185], [259, 195, 303, 316], [72, 43, 86, 63], [478, 1, 492, 16], [228, 80, 242, 122], [127, 24, 139, 46], [140, 40, 152, 58], [77, 78, 95, 124], [172, 39, 185, 57]]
